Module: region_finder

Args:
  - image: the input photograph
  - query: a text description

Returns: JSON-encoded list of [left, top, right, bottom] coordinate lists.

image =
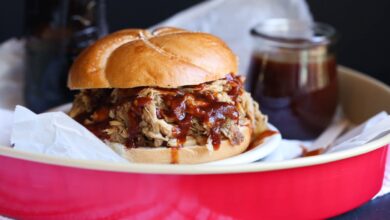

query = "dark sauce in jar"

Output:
[[249, 54, 337, 139]]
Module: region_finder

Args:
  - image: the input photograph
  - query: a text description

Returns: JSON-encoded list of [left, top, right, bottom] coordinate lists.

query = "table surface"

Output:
[[332, 193, 390, 219]]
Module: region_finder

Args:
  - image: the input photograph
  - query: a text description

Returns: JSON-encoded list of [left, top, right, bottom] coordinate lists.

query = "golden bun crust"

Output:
[[109, 126, 251, 164], [68, 27, 238, 89]]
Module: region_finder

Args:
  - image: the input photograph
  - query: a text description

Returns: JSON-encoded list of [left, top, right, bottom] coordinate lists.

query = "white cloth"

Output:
[[156, 0, 312, 75], [0, 39, 25, 110]]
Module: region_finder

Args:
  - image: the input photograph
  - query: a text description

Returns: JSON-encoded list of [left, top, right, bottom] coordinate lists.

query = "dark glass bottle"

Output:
[[24, 0, 107, 112]]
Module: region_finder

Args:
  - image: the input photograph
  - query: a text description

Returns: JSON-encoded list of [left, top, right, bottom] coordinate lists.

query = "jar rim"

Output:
[[251, 18, 337, 48]]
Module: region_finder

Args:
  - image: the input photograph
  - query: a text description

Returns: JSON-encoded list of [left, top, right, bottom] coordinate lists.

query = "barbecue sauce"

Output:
[[248, 130, 279, 150], [301, 146, 324, 157], [171, 147, 179, 164], [249, 55, 338, 139], [161, 74, 242, 150], [125, 97, 152, 147], [73, 90, 112, 140], [74, 89, 152, 148], [73, 74, 244, 151]]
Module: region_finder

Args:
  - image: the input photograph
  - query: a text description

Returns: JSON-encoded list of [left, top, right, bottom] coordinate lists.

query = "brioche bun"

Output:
[[68, 27, 238, 90], [109, 126, 251, 164], [68, 27, 258, 164]]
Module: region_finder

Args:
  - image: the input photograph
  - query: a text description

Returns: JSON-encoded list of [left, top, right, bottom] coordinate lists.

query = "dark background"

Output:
[[0, 0, 389, 85]]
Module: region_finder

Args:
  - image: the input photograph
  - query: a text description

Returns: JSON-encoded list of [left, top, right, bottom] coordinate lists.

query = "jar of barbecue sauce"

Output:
[[248, 19, 338, 139]]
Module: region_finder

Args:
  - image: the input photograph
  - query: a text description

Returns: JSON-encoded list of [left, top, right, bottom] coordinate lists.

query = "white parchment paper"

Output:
[[9, 106, 127, 163]]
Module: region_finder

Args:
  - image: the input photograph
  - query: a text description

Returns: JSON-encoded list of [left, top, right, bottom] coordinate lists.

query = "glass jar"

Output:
[[248, 19, 338, 139]]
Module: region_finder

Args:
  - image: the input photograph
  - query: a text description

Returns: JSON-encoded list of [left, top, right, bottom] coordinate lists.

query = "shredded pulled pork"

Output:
[[69, 74, 267, 150]]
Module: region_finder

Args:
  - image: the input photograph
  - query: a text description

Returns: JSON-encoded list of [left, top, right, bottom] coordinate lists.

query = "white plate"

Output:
[[51, 103, 282, 166], [204, 123, 281, 165], [48, 103, 72, 112]]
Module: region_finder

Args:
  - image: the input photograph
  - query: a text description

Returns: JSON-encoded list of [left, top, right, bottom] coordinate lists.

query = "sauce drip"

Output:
[[301, 146, 324, 157], [248, 130, 279, 150], [170, 147, 179, 164]]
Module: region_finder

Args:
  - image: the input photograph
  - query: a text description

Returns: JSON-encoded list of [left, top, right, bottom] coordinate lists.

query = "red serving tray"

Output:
[[0, 67, 389, 219], [0, 145, 388, 219]]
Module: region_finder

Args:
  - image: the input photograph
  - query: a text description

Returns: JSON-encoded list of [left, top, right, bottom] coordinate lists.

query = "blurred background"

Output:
[[0, 0, 389, 85]]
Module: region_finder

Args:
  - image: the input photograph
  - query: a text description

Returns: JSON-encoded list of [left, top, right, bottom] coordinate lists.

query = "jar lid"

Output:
[[251, 18, 337, 49]]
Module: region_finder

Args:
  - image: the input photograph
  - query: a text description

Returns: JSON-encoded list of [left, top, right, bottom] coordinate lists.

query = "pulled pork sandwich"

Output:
[[68, 27, 267, 164]]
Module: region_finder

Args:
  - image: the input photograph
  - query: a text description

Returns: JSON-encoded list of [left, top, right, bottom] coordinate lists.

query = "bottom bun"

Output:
[[108, 126, 252, 164]]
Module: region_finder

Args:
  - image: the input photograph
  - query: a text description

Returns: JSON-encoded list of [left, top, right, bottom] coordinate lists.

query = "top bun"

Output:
[[68, 27, 238, 89]]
